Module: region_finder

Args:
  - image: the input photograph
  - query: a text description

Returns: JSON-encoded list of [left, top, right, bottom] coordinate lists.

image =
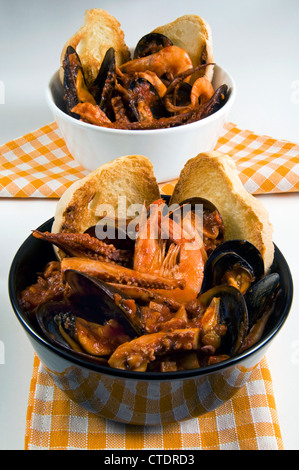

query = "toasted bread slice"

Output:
[[52, 155, 161, 258], [59, 9, 130, 87], [170, 151, 274, 272], [152, 14, 214, 82]]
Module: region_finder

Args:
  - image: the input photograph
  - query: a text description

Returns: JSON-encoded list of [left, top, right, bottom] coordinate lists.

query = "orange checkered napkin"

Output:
[[25, 355, 283, 450], [0, 122, 299, 198]]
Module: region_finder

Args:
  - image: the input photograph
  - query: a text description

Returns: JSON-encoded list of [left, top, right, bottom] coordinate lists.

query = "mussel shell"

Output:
[[128, 77, 166, 120], [36, 300, 77, 349], [64, 269, 144, 337], [63, 45, 85, 118], [202, 252, 255, 293], [202, 240, 264, 293], [177, 196, 221, 215], [84, 222, 135, 253], [171, 196, 223, 226], [245, 273, 280, 329], [172, 82, 192, 107], [36, 300, 108, 364], [172, 196, 224, 253], [198, 285, 249, 356], [201, 84, 229, 119], [133, 33, 173, 59], [91, 47, 116, 112]]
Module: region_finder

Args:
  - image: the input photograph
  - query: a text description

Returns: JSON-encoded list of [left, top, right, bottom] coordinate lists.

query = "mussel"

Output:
[[198, 284, 249, 356], [201, 84, 229, 119], [65, 270, 144, 335], [201, 240, 265, 294], [63, 45, 96, 117], [84, 219, 136, 256], [37, 300, 84, 350], [171, 82, 192, 108], [245, 272, 280, 329], [133, 33, 173, 59], [174, 196, 225, 256], [200, 239, 280, 352], [90, 47, 117, 120], [36, 269, 145, 359], [128, 77, 167, 121]]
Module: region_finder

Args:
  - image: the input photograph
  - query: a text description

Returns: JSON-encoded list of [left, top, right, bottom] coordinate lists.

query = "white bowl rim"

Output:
[[46, 64, 236, 136]]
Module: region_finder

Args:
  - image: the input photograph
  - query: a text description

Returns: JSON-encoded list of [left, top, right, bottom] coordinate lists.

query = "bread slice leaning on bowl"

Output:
[[170, 151, 274, 272], [151, 14, 214, 82], [59, 9, 131, 88], [52, 155, 161, 258]]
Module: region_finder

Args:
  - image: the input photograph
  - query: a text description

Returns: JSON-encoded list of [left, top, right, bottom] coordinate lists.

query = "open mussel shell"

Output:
[[63, 45, 89, 118], [64, 269, 144, 337], [133, 32, 173, 59], [177, 196, 221, 215], [201, 84, 229, 119], [84, 220, 135, 253], [201, 240, 265, 293], [203, 252, 255, 294], [173, 196, 224, 255], [198, 285, 249, 356], [128, 77, 167, 120], [91, 47, 116, 118], [171, 196, 223, 226], [172, 82, 192, 107], [36, 300, 78, 350], [245, 273, 280, 329], [36, 301, 108, 364]]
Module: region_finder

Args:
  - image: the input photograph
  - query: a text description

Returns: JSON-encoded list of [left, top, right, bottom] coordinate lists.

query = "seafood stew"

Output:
[[62, 36, 228, 130], [17, 197, 283, 373]]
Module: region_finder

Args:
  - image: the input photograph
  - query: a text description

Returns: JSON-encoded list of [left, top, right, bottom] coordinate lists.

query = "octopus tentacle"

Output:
[[108, 328, 200, 371], [61, 257, 186, 290], [32, 231, 131, 264]]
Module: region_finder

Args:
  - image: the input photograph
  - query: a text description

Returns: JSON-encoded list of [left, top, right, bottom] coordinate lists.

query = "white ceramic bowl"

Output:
[[46, 64, 236, 182]]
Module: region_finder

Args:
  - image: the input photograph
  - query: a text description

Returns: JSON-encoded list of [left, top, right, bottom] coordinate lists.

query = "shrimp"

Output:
[[133, 199, 166, 274], [119, 45, 193, 80], [158, 212, 206, 302], [190, 76, 215, 108], [133, 200, 206, 303]]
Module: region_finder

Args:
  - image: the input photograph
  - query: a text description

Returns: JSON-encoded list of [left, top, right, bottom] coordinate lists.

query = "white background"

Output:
[[0, 0, 298, 449]]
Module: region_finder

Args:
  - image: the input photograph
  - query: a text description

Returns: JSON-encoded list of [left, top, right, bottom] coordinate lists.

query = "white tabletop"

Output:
[[0, 0, 298, 450]]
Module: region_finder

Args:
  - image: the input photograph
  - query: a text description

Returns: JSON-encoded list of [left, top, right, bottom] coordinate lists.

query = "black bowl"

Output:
[[8, 218, 293, 425]]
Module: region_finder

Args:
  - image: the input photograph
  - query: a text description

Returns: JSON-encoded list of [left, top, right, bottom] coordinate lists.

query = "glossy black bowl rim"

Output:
[[9, 217, 293, 381]]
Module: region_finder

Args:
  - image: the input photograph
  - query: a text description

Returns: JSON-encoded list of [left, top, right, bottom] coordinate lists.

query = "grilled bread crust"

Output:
[[59, 9, 131, 87], [52, 155, 161, 258], [152, 14, 214, 82]]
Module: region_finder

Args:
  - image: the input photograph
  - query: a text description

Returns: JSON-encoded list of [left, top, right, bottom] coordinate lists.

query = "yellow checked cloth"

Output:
[[25, 355, 283, 450], [0, 121, 299, 197]]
